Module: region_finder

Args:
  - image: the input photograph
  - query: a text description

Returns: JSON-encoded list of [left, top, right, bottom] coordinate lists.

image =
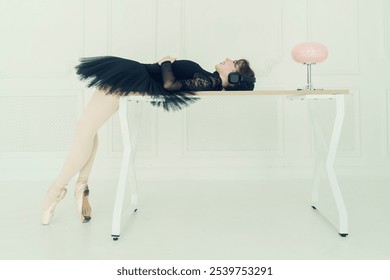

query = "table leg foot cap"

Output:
[[112, 235, 120, 241]]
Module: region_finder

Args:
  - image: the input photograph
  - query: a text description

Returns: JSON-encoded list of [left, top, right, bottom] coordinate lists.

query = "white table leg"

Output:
[[326, 95, 348, 236], [130, 101, 143, 210], [309, 95, 348, 237], [111, 97, 143, 241], [309, 102, 328, 210]]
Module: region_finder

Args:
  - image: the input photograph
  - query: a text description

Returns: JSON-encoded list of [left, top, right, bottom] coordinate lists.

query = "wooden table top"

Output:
[[194, 89, 349, 96]]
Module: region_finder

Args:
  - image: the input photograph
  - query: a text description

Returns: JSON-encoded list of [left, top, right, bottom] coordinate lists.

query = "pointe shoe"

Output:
[[74, 182, 92, 223], [41, 185, 67, 225]]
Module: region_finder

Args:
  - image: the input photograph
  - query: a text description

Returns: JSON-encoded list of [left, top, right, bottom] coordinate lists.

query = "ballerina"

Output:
[[41, 55, 256, 225]]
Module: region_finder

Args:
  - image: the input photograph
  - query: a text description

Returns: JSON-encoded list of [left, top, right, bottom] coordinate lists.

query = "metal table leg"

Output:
[[308, 95, 348, 236], [111, 97, 143, 241]]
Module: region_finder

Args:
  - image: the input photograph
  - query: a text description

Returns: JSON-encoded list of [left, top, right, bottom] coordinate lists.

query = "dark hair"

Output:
[[224, 59, 255, 91]]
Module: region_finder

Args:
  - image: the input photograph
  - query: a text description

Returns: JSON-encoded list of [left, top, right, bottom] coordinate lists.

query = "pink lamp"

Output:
[[291, 42, 328, 90]]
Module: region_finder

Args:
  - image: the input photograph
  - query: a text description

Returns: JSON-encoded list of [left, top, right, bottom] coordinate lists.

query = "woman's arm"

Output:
[[158, 56, 213, 92], [157, 55, 183, 91], [160, 61, 184, 91]]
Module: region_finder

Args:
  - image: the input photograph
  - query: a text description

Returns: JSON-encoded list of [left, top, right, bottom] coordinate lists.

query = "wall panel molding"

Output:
[[109, 0, 157, 60], [307, 0, 360, 75], [182, 96, 284, 158], [385, 0, 390, 59], [386, 89, 390, 156], [182, 0, 284, 77], [181, 0, 285, 160], [0, 0, 85, 80], [0, 90, 82, 153]]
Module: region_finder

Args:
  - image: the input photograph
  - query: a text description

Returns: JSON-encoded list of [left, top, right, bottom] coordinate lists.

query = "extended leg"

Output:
[[42, 90, 119, 225], [76, 133, 99, 184], [74, 133, 98, 223], [53, 90, 119, 188]]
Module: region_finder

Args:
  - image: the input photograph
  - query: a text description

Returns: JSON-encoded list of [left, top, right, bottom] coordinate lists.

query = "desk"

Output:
[[111, 89, 349, 241]]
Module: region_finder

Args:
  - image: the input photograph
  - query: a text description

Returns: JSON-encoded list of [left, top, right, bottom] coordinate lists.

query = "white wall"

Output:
[[0, 0, 389, 182]]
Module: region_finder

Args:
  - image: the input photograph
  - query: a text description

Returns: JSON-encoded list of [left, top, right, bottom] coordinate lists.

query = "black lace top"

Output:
[[144, 60, 223, 92]]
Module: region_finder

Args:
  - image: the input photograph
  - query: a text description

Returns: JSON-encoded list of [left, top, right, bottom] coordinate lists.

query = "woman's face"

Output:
[[215, 58, 237, 76]]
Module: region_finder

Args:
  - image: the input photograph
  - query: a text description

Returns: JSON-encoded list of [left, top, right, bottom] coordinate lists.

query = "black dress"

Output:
[[75, 56, 223, 111]]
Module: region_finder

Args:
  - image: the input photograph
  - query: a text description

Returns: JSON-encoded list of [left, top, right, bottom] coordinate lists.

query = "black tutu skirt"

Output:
[[75, 56, 197, 111]]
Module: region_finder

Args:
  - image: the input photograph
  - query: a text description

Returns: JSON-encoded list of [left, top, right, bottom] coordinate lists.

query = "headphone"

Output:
[[228, 72, 256, 84]]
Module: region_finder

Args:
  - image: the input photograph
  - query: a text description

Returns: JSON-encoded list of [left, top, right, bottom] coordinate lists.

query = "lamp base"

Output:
[[297, 63, 324, 91]]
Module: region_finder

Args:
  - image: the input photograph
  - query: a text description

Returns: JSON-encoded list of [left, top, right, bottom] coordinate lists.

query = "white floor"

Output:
[[0, 177, 389, 260]]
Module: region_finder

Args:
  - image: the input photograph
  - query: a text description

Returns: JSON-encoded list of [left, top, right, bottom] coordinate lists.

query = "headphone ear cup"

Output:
[[228, 73, 241, 84], [228, 73, 256, 85]]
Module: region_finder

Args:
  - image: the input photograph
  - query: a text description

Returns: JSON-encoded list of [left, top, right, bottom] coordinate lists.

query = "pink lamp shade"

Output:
[[291, 42, 328, 64]]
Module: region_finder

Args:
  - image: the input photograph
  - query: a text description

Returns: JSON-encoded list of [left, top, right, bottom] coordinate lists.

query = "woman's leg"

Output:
[[73, 133, 98, 223], [52, 90, 119, 189], [76, 133, 98, 185], [42, 90, 119, 224]]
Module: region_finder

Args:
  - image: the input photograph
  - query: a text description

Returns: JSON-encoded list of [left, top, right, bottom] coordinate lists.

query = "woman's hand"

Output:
[[157, 55, 176, 65]]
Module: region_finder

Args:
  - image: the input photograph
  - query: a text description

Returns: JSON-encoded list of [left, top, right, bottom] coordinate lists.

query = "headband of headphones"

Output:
[[228, 72, 256, 84]]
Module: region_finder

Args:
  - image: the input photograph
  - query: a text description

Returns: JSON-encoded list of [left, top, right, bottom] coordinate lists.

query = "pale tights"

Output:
[[51, 90, 119, 190]]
